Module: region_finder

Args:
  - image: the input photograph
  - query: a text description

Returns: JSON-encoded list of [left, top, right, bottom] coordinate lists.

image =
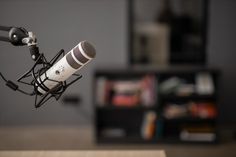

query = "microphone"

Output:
[[0, 25, 97, 108], [35, 41, 96, 94]]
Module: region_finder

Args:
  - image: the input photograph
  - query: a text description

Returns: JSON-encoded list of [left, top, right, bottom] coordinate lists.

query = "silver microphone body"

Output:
[[36, 41, 96, 94]]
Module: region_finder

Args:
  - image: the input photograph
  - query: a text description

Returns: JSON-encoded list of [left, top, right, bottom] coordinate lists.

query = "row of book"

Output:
[[163, 101, 217, 119], [99, 111, 216, 142], [99, 111, 162, 140], [96, 75, 157, 107], [180, 125, 216, 142]]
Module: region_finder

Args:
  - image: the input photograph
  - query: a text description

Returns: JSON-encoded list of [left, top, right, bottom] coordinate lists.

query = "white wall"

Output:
[[208, 0, 236, 123], [1, 0, 236, 126], [0, 0, 128, 126]]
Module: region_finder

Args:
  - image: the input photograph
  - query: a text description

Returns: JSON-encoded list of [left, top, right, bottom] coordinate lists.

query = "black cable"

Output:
[[0, 72, 7, 82], [0, 72, 34, 96], [17, 88, 34, 96]]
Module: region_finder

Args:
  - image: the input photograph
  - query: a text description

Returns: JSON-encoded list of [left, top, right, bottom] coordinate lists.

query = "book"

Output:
[[96, 75, 157, 107]]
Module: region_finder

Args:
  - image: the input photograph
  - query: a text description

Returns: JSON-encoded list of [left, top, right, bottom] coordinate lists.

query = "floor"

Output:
[[0, 126, 235, 157]]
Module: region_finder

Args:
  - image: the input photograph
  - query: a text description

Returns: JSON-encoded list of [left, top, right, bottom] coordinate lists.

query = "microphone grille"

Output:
[[80, 41, 96, 58]]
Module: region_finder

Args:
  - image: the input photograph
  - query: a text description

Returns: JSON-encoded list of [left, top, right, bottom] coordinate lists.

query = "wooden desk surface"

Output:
[[0, 150, 166, 157], [2, 127, 235, 157]]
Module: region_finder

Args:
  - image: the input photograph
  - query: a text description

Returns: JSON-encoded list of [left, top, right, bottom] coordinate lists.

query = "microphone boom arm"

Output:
[[0, 25, 28, 46], [0, 25, 40, 61]]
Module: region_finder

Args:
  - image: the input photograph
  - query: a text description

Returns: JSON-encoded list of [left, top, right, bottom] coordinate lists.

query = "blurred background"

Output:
[[0, 0, 236, 157]]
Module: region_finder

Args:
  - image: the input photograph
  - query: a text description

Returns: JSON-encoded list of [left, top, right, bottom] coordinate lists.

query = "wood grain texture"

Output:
[[1, 127, 235, 157], [0, 150, 166, 157]]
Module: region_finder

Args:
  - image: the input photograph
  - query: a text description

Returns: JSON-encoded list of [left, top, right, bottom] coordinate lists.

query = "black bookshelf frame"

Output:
[[93, 67, 220, 144]]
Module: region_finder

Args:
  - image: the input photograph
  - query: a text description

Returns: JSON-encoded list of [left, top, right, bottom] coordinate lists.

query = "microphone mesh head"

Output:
[[66, 41, 96, 69], [80, 41, 96, 58]]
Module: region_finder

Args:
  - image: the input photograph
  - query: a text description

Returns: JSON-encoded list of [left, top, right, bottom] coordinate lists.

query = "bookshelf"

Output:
[[93, 67, 220, 144]]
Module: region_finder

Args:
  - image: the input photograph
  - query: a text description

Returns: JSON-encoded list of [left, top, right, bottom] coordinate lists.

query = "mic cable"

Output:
[[0, 72, 34, 96]]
